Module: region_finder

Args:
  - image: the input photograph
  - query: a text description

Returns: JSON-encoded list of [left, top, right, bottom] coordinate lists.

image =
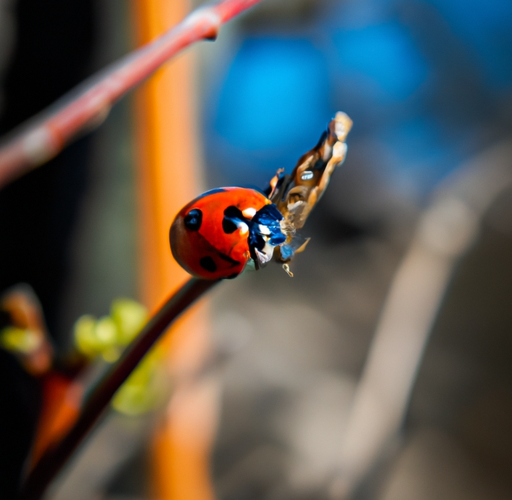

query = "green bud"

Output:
[[110, 298, 148, 346], [0, 327, 41, 354]]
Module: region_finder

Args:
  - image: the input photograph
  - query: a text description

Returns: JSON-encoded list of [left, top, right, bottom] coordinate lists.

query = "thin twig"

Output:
[[331, 141, 512, 499], [0, 0, 266, 188], [19, 278, 219, 500]]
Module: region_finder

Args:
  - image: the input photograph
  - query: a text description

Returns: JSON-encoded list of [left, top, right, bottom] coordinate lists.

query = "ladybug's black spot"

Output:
[[222, 218, 237, 234], [199, 256, 217, 273], [222, 206, 245, 234], [184, 209, 202, 231], [224, 205, 244, 218]]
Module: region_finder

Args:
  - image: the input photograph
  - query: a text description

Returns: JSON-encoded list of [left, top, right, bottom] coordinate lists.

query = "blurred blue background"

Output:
[[203, 0, 512, 194]]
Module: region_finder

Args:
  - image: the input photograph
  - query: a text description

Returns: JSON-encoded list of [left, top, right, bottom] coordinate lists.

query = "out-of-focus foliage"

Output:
[[74, 298, 165, 415], [112, 347, 166, 416], [74, 298, 148, 362], [0, 326, 42, 354], [0, 285, 53, 376]]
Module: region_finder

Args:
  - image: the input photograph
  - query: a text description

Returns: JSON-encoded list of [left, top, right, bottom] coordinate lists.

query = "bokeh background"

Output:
[[1, 0, 512, 499]]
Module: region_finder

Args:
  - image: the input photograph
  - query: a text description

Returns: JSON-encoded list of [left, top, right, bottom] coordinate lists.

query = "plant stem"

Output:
[[18, 278, 219, 500], [0, 0, 267, 188]]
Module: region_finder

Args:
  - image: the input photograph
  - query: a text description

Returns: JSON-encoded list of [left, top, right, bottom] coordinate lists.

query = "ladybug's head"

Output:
[[247, 204, 286, 268]]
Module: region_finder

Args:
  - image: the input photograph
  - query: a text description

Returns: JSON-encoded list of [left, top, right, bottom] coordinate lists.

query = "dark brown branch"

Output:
[[19, 278, 219, 500]]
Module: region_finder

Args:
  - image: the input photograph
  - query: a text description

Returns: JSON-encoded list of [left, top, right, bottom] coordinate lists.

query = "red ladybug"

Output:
[[170, 112, 353, 279], [170, 187, 286, 280]]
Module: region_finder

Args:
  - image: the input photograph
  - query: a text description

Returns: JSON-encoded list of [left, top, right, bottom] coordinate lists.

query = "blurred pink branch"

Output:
[[0, 0, 266, 188]]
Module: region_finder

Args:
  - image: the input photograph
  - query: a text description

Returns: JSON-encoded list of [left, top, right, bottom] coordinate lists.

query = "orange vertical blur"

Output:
[[133, 0, 199, 304], [132, 1, 217, 499]]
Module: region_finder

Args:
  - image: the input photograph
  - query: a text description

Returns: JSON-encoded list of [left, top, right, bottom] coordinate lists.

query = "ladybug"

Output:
[[170, 187, 287, 280], [170, 111, 353, 280]]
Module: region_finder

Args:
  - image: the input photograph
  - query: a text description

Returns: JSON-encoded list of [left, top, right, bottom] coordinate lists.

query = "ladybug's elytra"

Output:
[[169, 187, 286, 280]]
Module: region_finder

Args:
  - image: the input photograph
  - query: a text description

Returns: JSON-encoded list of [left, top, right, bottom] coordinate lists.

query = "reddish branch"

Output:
[[19, 278, 219, 500], [0, 0, 266, 188]]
